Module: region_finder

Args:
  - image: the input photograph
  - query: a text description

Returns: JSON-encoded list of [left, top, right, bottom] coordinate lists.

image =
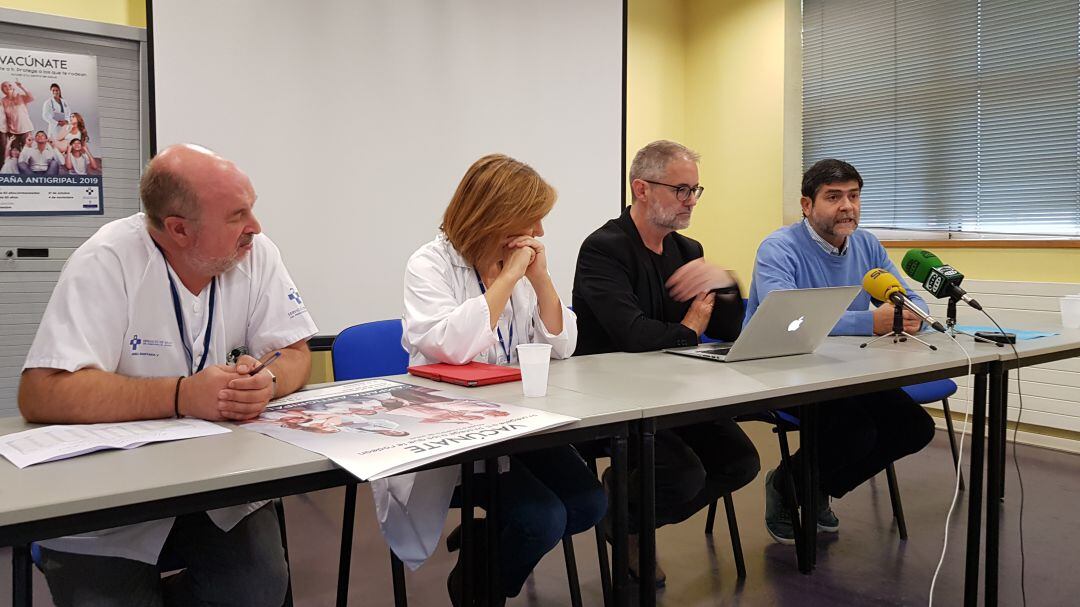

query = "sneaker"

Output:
[[816, 491, 840, 533], [764, 468, 795, 545]]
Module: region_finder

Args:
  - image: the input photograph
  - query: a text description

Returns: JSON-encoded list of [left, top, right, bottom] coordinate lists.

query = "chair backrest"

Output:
[[700, 298, 749, 344], [332, 319, 410, 381]]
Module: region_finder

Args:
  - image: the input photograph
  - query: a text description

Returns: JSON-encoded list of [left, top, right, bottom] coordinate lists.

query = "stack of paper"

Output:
[[0, 419, 230, 468]]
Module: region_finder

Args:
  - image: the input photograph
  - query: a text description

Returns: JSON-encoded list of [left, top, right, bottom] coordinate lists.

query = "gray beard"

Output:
[[188, 250, 243, 277], [647, 204, 691, 231], [188, 232, 253, 276]]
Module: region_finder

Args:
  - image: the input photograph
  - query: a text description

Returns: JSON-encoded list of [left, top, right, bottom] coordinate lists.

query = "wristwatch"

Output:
[[263, 368, 278, 398]]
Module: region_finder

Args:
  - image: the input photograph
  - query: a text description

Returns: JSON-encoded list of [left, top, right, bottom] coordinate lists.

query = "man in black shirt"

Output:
[[573, 140, 760, 586]]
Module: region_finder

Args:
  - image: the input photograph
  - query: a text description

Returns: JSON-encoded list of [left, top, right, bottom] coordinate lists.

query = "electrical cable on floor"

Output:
[[928, 333, 973, 606], [982, 311, 1027, 607]]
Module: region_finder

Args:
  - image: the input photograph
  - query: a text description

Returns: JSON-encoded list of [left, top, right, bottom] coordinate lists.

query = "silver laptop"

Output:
[[664, 286, 860, 362]]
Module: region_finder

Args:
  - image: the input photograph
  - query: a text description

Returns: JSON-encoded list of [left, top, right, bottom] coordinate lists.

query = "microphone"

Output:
[[899, 248, 939, 283], [862, 268, 947, 333], [900, 249, 983, 310]]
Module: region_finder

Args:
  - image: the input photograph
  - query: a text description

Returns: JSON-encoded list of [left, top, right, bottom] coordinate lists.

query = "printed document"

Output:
[[0, 419, 230, 468]]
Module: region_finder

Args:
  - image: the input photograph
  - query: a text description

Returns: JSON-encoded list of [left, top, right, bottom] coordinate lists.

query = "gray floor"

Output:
[[4, 422, 1079, 606]]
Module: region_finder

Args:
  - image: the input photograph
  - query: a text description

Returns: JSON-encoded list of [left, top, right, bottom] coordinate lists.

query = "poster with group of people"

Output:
[[0, 46, 103, 216], [239, 378, 578, 480]]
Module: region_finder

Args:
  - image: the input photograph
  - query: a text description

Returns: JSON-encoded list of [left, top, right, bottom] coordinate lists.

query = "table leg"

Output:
[[611, 427, 629, 607], [999, 368, 1009, 501], [985, 363, 1004, 606], [391, 553, 408, 607], [485, 457, 501, 606], [809, 405, 820, 568], [638, 418, 656, 607], [461, 462, 475, 607], [12, 543, 31, 607], [336, 482, 357, 607], [963, 371, 988, 607], [777, 429, 806, 570], [798, 404, 817, 574]]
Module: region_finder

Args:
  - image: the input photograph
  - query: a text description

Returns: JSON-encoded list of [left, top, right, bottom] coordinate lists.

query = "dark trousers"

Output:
[[453, 445, 606, 598], [776, 388, 936, 499], [628, 419, 761, 534], [38, 502, 288, 607]]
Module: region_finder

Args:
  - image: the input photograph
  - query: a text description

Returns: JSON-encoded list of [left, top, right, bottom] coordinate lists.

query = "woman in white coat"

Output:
[[399, 154, 605, 606], [41, 82, 70, 140]]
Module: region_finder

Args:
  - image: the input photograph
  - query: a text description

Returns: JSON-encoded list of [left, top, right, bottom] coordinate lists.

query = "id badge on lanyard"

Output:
[[474, 269, 514, 363], [156, 243, 216, 376]]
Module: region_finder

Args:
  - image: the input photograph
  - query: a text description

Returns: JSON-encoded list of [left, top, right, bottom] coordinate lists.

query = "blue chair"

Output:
[[902, 378, 964, 490], [705, 302, 962, 546], [720, 409, 910, 542], [709, 382, 964, 544], [331, 319, 410, 606], [332, 319, 410, 381], [332, 319, 596, 605], [687, 332, 748, 577]]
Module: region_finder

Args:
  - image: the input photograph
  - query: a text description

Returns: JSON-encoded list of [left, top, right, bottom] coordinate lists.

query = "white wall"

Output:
[[151, 0, 623, 334], [911, 279, 1080, 434]]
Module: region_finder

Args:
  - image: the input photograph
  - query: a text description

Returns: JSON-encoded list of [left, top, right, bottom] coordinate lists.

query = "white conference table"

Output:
[[0, 381, 642, 607], [0, 381, 640, 539], [547, 334, 1004, 419], [543, 331, 1006, 607], [5, 330, 1077, 607], [548, 329, 1080, 607]]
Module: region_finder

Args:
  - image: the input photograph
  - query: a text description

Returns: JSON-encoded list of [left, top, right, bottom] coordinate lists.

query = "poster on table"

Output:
[[0, 47, 103, 216], [239, 378, 578, 480]]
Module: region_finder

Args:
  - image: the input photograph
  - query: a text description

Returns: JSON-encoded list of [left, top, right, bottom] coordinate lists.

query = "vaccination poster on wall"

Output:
[[0, 46, 102, 216]]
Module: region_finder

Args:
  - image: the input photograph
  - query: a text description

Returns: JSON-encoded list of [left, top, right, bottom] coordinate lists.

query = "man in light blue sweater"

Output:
[[746, 159, 935, 544]]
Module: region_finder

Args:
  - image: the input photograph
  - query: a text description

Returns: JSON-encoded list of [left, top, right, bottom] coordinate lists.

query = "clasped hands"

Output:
[[502, 235, 549, 284], [178, 354, 274, 421]]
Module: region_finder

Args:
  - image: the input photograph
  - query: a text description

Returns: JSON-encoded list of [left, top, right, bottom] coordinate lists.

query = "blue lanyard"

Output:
[[474, 269, 513, 363], [155, 243, 216, 376]]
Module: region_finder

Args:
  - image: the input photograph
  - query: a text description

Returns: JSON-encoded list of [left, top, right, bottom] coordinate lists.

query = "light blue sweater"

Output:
[[745, 222, 928, 336]]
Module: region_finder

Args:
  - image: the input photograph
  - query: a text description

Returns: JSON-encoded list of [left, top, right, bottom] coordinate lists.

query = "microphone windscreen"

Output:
[[863, 268, 906, 302], [900, 249, 943, 283]]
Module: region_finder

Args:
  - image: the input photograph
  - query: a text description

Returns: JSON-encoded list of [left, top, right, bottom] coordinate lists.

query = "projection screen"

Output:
[[150, 0, 625, 335]]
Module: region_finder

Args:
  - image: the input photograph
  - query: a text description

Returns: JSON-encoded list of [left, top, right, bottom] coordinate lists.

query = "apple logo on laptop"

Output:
[[787, 316, 805, 332]]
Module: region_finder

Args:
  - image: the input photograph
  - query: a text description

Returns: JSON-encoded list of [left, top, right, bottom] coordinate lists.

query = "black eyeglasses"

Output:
[[642, 180, 705, 202]]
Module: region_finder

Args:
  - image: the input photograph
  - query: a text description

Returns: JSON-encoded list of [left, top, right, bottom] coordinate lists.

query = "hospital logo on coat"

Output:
[[287, 287, 309, 319], [128, 334, 175, 357]]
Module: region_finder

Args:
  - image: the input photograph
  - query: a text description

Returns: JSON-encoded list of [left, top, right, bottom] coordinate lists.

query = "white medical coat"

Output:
[[23, 213, 318, 563], [41, 96, 70, 140], [373, 233, 576, 569]]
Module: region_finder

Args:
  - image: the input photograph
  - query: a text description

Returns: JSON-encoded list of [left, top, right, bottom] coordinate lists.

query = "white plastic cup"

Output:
[[516, 343, 553, 397], [1061, 296, 1080, 329]]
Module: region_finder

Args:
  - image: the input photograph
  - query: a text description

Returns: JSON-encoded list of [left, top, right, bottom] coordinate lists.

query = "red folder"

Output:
[[407, 361, 521, 387]]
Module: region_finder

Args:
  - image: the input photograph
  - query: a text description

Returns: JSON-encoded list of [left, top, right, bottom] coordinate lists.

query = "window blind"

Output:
[[803, 0, 1080, 236]]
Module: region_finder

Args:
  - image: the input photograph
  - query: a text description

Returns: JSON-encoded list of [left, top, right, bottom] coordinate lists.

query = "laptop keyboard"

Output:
[[702, 346, 732, 355]]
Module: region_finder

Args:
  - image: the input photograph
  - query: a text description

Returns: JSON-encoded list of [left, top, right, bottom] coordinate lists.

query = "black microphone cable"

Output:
[[980, 310, 1027, 607]]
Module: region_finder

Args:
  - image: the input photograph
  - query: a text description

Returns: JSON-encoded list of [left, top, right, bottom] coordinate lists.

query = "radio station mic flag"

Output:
[[901, 249, 982, 310], [863, 268, 947, 333]]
